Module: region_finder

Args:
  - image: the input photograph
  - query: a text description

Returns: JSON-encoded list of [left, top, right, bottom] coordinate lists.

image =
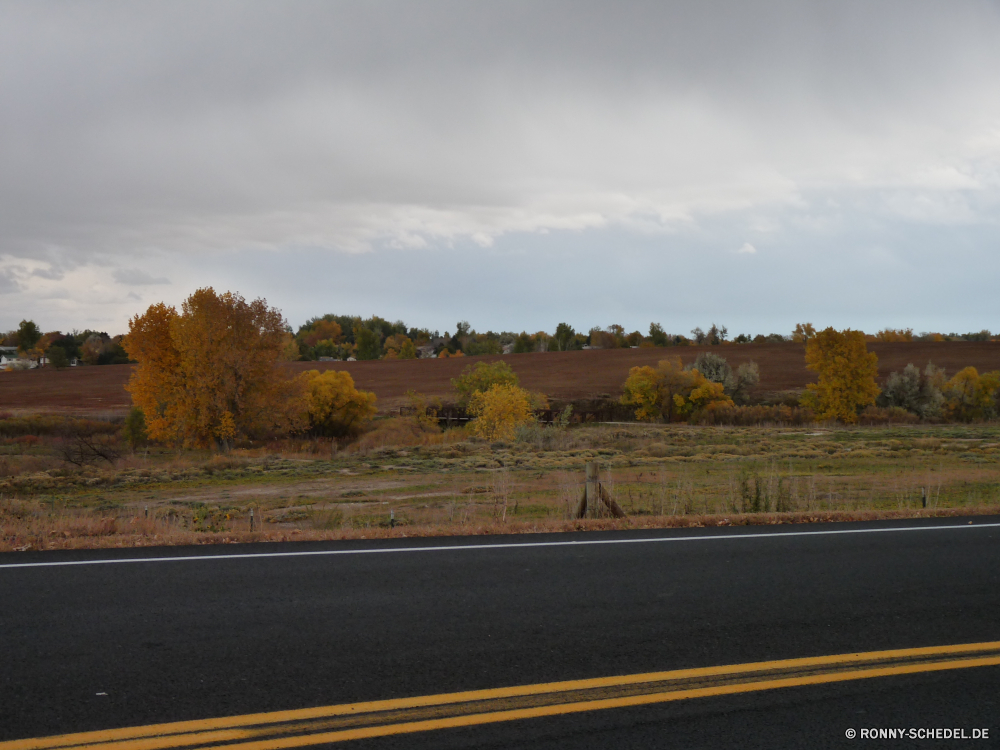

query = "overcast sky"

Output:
[[2, 1, 999, 337]]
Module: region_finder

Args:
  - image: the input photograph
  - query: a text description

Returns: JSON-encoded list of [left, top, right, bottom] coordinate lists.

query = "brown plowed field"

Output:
[[4, 342, 1000, 416]]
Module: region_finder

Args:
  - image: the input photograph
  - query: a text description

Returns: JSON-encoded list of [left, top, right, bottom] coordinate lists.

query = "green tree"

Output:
[[648, 322, 668, 347], [47, 346, 70, 370], [803, 328, 879, 423], [16, 320, 41, 353], [512, 332, 534, 353], [354, 325, 382, 360], [554, 323, 576, 351], [122, 407, 148, 450], [452, 360, 519, 405]]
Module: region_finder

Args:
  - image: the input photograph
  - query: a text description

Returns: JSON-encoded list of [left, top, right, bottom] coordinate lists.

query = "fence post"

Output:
[[585, 462, 599, 519]]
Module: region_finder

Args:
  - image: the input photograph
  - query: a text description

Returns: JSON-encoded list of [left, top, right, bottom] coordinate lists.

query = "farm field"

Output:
[[4, 422, 1000, 551], [4, 340, 1000, 416]]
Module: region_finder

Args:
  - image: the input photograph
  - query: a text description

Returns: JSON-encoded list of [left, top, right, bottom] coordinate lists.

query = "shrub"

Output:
[[299, 369, 377, 437], [943, 367, 1000, 422], [689, 353, 760, 404], [468, 384, 536, 441], [622, 358, 733, 422], [876, 362, 945, 419], [122, 407, 148, 450]]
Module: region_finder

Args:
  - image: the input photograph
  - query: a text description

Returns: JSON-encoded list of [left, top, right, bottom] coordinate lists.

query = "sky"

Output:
[[2, 1, 1000, 338]]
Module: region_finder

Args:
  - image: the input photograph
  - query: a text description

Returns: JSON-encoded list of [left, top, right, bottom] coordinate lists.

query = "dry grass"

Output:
[[3, 502, 997, 552], [4, 420, 1000, 552]]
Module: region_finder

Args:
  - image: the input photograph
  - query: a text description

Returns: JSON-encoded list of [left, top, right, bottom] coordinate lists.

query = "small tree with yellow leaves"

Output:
[[803, 328, 879, 423], [298, 369, 377, 437], [622, 357, 733, 422], [468, 383, 535, 441], [943, 367, 1000, 422]]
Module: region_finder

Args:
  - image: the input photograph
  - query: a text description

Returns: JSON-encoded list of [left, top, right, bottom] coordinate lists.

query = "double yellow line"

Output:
[[6, 641, 1000, 749]]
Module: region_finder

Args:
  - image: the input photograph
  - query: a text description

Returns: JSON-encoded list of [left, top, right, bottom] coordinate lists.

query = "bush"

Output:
[[468, 384, 536, 441], [876, 363, 945, 419], [689, 353, 759, 404], [122, 407, 148, 450], [299, 370, 377, 437], [943, 367, 1000, 422], [622, 358, 733, 422]]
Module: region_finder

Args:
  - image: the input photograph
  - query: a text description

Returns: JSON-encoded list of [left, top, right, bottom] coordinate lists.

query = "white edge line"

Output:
[[1, 522, 999, 570]]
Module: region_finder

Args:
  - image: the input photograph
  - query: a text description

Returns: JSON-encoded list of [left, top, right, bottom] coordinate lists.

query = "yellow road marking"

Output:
[[5, 641, 1000, 750]]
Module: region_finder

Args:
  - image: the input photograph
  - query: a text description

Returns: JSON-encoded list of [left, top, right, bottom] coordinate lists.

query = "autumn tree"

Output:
[[792, 323, 816, 343], [300, 319, 343, 348], [943, 367, 1000, 422], [622, 357, 733, 422], [803, 328, 879, 423], [298, 369, 377, 436], [468, 383, 536, 441], [125, 289, 301, 448], [875, 328, 914, 342], [452, 360, 519, 405], [383, 334, 416, 359]]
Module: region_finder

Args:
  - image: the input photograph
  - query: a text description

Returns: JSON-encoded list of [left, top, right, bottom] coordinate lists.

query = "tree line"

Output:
[[6, 310, 995, 370]]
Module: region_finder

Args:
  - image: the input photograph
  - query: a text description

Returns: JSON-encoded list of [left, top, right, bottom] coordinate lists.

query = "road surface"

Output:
[[2, 518, 999, 748]]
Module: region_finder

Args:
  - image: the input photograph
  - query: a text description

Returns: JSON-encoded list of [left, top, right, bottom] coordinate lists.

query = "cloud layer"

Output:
[[2, 1, 999, 333]]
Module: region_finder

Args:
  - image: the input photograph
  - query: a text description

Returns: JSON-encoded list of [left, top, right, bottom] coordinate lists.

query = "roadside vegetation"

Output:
[[5, 289, 1000, 551]]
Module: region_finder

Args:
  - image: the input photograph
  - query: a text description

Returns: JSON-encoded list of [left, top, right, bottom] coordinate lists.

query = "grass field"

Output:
[[4, 421, 1000, 551]]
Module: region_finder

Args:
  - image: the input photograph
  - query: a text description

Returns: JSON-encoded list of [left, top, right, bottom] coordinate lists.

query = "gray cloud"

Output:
[[113, 268, 170, 286], [1, 1, 999, 332]]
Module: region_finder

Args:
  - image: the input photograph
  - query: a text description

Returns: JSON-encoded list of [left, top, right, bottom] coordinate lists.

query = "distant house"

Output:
[[416, 345, 436, 359], [1, 347, 34, 370], [502, 343, 515, 355], [346, 356, 357, 362]]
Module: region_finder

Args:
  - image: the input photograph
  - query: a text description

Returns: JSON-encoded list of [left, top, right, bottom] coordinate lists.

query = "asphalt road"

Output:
[[2, 518, 1000, 748]]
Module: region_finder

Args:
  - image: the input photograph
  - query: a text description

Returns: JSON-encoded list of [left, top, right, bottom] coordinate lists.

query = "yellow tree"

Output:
[[298, 370, 377, 436], [943, 367, 1000, 422], [804, 328, 880, 423], [125, 289, 300, 447], [792, 323, 816, 343], [621, 366, 663, 421], [621, 358, 732, 422], [467, 383, 536, 441], [383, 334, 416, 359], [875, 328, 914, 342]]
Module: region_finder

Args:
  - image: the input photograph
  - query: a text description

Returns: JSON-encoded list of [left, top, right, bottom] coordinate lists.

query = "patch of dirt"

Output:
[[5, 342, 1000, 415]]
